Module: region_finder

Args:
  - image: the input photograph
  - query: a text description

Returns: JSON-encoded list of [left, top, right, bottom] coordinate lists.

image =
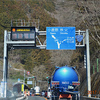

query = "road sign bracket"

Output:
[[6, 30, 86, 50]]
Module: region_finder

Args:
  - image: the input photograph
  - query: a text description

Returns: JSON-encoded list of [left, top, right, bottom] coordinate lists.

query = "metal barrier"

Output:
[[81, 96, 100, 100], [0, 94, 26, 100], [16, 95, 26, 100]]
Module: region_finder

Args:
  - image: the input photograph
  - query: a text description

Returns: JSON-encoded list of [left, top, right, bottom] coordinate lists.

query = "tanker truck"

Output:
[[50, 65, 80, 100]]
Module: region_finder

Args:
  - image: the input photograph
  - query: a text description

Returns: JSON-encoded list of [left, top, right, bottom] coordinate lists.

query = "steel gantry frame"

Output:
[[3, 29, 91, 98]]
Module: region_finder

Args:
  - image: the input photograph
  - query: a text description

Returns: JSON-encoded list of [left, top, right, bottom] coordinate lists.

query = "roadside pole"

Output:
[[86, 29, 91, 97], [24, 70, 25, 94], [3, 30, 8, 98], [35, 77, 36, 87]]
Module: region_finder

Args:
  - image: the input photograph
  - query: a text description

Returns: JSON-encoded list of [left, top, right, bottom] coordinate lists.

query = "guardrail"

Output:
[[16, 95, 26, 100], [81, 96, 100, 100], [0, 94, 26, 100]]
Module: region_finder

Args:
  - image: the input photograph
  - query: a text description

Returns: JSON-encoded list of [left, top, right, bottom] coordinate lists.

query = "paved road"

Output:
[[48, 98, 70, 100], [26, 96, 47, 100]]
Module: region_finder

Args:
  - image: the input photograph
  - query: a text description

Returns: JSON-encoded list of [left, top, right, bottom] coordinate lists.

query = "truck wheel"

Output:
[[72, 94, 80, 100], [52, 97, 54, 100], [72, 94, 76, 100]]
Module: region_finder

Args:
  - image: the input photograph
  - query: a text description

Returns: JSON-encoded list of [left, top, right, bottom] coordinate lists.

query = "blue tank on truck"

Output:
[[50, 65, 80, 100]]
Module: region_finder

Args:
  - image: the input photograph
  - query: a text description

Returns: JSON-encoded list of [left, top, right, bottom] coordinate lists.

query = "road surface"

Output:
[[26, 96, 47, 100]]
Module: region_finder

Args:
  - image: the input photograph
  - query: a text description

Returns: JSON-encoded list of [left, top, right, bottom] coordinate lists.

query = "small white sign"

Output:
[[68, 85, 74, 89], [27, 81, 32, 84]]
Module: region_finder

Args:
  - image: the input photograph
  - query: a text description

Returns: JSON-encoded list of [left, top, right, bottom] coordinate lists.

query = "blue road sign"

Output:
[[76, 35, 83, 42], [18, 78, 20, 82], [46, 27, 76, 50]]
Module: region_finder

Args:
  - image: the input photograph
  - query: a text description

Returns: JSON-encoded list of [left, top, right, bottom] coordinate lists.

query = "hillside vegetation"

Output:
[[0, 0, 57, 73], [0, 0, 100, 95]]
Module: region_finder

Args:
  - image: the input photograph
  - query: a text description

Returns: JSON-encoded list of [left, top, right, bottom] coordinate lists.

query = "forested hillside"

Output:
[[0, 0, 57, 74], [0, 0, 58, 88], [0, 0, 100, 95]]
